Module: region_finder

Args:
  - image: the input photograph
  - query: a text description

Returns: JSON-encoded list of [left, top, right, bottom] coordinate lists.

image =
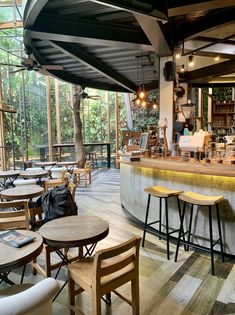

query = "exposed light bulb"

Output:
[[180, 64, 185, 72], [176, 52, 181, 59], [214, 56, 220, 62], [139, 90, 145, 99], [136, 98, 140, 105], [188, 55, 194, 67], [142, 100, 146, 108], [153, 103, 158, 110]]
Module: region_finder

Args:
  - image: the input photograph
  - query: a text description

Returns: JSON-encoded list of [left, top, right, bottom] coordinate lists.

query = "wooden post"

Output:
[[54, 79, 61, 144], [196, 88, 202, 131], [46, 76, 54, 161], [0, 66, 6, 170], [106, 91, 110, 143], [208, 87, 212, 131], [115, 92, 119, 169]]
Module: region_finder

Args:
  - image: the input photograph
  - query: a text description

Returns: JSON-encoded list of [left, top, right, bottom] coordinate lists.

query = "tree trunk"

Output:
[[72, 85, 85, 166]]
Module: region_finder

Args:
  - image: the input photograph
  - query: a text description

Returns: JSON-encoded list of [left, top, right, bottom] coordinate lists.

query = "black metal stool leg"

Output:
[[187, 204, 194, 251], [177, 197, 187, 251], [165, 198, 170, 260], [159, 197, 162, 240], [216, 203, 224, 262], [142, 194, 151, 247], [208, 205, 215, 275], [175, 201, 186, 262]]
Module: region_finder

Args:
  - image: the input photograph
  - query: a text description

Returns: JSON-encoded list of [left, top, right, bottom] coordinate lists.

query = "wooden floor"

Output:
[[1, 168, 235, 314]]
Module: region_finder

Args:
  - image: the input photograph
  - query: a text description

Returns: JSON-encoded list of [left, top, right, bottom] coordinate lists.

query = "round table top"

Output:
[[0, 230, 43, 273], [20, 169, 48, 178], [56, 161, 77, 167], [39, 215, 109, 248], [0, 185, 44, 200], [34, 161, 57, 167], [0, 170, 20, 178]]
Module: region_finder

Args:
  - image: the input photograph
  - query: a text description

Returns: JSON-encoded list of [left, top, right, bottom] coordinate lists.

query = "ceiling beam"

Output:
[[182, 33, 235, 56], [169, 7, 235, 45], [89, 0, 168, 21], [34, 13, 151, 45], [134, 14, 171, 57], [168, 0, 235, 17], [182, 60, 235, 82], [47, 40, 137, 92], [26, 13, 153, 51], [28, 39, 132, 92]]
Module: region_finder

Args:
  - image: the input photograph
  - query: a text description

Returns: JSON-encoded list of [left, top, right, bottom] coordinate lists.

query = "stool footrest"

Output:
[[146, 220, 160, 227], [144, 227, 179, 239], [177, 236, 222, 251]]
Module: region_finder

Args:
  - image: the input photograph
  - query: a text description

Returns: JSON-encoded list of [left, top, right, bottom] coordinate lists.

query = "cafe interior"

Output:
[[0, 1, 235, 314]]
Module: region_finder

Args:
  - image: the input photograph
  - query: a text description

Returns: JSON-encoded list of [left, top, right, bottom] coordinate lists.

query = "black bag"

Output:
[[38, 185, 78, 222]]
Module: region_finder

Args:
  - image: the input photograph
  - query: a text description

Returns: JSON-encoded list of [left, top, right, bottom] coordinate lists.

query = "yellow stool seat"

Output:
[[144, 185, 183, 198], [179, 191, 224, 206]]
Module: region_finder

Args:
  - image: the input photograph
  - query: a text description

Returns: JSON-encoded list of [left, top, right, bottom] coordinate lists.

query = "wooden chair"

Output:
[[68, 236, 141, 315], [0, 200, 30, 283], [43, 170, 68, 191], [0, 200, 30, 230], [68, 182, 77, 201], [73, 161, 92, 187]]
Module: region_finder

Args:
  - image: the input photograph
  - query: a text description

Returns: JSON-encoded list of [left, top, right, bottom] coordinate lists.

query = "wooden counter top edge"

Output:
[[119, 159, 235, 177]]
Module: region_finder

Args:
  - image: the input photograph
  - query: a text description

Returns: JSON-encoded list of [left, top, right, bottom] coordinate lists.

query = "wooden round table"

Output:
[[0, 185, 44, 201], [20, 169, 48, 179], [39, 215, 109, 249], [0, 170, 20, 188], [0, 230, 43, 273], [34, 161, 57, 169]]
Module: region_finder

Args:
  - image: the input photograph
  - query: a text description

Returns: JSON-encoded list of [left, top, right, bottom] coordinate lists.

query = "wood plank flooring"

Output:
[[1, 168, 235, 315]]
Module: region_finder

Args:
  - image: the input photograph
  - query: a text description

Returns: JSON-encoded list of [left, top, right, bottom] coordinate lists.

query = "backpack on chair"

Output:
[[39, 185, 78, 222]]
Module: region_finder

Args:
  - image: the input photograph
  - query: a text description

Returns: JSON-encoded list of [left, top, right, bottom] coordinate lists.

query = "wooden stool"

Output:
[[142, 185, 183, 260], [174, 191, 224, 275], [85, 151, 98, 170]]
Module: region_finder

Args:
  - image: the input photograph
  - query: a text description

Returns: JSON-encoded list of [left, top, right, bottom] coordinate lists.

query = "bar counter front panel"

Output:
[[120, 158, 235, 255]]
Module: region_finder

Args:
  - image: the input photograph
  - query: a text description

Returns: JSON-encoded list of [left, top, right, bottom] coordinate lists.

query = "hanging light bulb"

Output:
[[152, 102, 159, 110], [139, 86, 146, 99], [214, 56, 220, 62], [175, 52, 181, 59], [136, 98, 140, 105], [141, 100, 147, 108], [188, 55, 194, 67], [180, 64, 185, 72]]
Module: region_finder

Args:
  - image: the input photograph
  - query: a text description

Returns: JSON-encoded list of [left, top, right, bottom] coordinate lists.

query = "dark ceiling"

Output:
[[23, 0, 235, 92]]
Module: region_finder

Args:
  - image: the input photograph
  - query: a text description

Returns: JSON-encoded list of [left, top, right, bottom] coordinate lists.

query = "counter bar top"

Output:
[[119, 157, 235, 177]]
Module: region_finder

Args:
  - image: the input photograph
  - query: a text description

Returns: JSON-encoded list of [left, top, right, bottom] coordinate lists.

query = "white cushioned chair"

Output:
[[0, 277, 60, 315]]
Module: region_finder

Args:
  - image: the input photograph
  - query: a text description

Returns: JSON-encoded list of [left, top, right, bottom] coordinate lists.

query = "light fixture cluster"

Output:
[[134, 86, 159, 110]]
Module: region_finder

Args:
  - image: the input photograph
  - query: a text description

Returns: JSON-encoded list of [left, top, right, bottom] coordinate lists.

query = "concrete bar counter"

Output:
[[120, 157, 235, 255]]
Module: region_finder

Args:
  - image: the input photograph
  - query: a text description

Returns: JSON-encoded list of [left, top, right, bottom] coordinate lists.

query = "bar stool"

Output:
[[142, 185, 184, 260], [174, 191, 224, 275]]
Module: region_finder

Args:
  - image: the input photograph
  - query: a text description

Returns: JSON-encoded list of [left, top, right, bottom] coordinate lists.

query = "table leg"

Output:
[[107, 144, 111, 168]]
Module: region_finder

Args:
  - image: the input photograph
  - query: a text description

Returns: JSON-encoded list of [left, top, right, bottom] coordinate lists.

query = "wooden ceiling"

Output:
[[23, 0, 235, 92]]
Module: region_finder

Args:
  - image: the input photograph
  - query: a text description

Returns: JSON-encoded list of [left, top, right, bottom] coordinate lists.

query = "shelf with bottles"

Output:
[[213, 102, 235, 114]]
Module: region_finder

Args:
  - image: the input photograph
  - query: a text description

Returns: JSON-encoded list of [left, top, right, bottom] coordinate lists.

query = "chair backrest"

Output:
[[29, 206, 44, 230], [85, 161, 92, 171], [0, 277, 60, 315], [0, 200, 30, 230], [44, 170, 68, 191], [68, 182, 77, 201], [92, 236, 140, 295]]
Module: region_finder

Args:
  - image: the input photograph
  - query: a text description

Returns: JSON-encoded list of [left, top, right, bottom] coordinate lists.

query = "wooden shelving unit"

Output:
[[212, 102, 235, 128]]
